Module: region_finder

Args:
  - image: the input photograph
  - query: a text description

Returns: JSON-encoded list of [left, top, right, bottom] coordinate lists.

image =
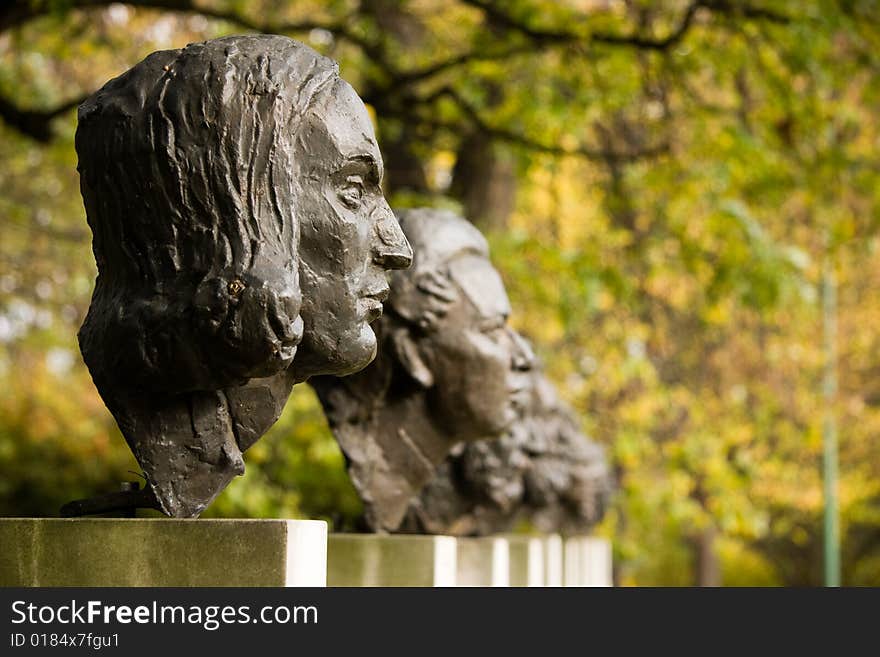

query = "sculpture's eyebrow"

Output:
[[478, 314, 507, 330]]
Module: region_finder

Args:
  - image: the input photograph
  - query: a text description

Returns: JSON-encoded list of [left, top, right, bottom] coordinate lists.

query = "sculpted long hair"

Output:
[[76, 35, 339, 395]]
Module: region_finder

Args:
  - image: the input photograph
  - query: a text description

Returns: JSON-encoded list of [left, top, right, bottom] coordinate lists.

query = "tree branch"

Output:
[[0, 1, 383, 61], [0, 93, 85, 142], [702, 0, 791, 24], [392, 43, 537, 88], [0, 0, 790, 145], [383, 0, 792, 93], [592, 2, 702, 51], [459, 0, 789, 51], [390, 86, 669, 163], [0, 0, 389, 140]]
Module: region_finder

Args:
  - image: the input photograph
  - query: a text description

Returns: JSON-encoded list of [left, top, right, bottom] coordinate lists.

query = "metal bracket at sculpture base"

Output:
[[60, 482, 162, 518]]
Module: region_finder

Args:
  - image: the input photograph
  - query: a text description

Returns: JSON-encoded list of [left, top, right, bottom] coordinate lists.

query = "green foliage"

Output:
[[2, 0, 880, 585]]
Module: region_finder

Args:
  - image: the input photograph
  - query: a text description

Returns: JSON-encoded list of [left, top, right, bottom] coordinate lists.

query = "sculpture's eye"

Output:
[[479, 316, 506, 336], [339, 175, 365, 209]]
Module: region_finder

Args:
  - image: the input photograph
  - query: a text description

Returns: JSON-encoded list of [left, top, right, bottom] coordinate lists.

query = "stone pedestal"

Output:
[[506, 536, 545, 587], [327, 534, 456, 587], [544, 534, 564, 586], [455, 537, 510, 587], [0, 518, 327, 586], [0, 520, 612, 587], [563, 536, 612, 587]]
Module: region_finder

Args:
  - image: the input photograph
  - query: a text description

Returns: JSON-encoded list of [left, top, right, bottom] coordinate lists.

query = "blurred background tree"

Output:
[[2, 0, 880, 585]]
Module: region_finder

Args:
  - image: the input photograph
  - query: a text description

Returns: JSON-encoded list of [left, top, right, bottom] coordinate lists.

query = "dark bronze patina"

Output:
[[313, 208, 611, 534], [311, 208, 535, 531], [401, 363, 613, 536], [71, 35, 411, 517]]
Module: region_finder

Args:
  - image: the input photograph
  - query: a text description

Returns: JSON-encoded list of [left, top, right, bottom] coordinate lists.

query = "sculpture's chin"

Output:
[[334, 323, 379, 376], [292, 323, 377, 381]]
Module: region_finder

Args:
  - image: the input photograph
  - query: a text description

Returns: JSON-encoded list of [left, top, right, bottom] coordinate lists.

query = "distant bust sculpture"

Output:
[[400, 363, 613, 536], [75, 35, 411, 517], [311, 208, 534, 531]]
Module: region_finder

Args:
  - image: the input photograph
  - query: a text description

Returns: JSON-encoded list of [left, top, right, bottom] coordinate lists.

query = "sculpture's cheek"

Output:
[[422, 329, 517, 440]]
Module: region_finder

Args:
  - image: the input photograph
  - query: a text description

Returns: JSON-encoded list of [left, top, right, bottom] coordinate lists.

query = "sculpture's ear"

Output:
[[391, 328, 433, 388]]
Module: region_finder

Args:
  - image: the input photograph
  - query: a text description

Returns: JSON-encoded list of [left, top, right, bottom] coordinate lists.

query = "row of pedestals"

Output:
[[0, 519, 611, 587]]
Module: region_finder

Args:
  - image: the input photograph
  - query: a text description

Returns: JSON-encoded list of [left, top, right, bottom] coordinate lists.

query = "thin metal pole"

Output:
[[822, 248, 840, 587]]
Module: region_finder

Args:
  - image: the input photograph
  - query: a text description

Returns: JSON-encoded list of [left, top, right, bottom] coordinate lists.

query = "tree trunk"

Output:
[[450, 130, 516, 231], [380, 124, 430, 197], [694, 527, 720, 586]]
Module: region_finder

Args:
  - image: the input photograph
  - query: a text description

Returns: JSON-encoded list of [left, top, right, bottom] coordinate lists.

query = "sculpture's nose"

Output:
[[508, 329, 535, 372], [372, 201, 413, 270]]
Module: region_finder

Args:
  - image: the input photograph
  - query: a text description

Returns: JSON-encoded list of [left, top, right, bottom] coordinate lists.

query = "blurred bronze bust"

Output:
[[402, 362, 613, 536], [75, 34, 410, 517], [311, 208, 534, 531]]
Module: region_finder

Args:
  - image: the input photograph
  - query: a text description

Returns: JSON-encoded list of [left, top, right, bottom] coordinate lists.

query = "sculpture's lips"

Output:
[[360, 284, 389, 322], [361, 297, 384, 322], [362, 284, 389, 303], [508, 380, 531, 413]]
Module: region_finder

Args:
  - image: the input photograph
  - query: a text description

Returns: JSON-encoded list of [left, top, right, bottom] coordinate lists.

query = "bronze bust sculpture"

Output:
[[75, 35, 411, 517], [313, 208, 612, 535], [401, 362, 613, 536], [311, 208, 535, 531]]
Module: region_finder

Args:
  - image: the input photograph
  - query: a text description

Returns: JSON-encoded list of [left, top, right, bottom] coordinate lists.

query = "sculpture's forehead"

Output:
[[312, 79, 382, 172], [448, 254, 511, 318]]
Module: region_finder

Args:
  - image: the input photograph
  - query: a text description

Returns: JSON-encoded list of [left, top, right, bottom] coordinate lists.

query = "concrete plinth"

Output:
[[0, 518, 327, 587], [506, 536, 545, 587], [544, 534, 564, 587], [327, 534, 456, 587], [563, 536, 612, 587], [456, 537, 510, 587]]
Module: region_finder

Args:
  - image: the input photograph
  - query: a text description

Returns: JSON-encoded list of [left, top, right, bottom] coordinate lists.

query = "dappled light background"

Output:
[[1, 1, 879, 585]]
